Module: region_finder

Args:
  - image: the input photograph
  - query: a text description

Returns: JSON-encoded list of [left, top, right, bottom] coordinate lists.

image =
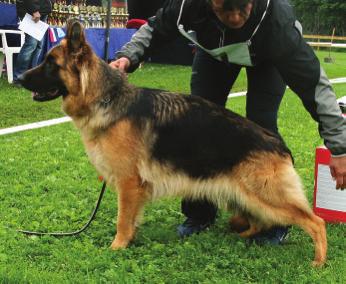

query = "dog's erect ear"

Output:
[[65, 19, 86, 52]]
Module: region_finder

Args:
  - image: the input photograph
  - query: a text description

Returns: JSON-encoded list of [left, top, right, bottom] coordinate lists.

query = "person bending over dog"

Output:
[[110, 0, 346, 244]]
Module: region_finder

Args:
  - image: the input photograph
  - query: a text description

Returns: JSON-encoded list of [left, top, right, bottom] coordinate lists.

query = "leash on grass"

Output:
[[17, 181, 107, 237]]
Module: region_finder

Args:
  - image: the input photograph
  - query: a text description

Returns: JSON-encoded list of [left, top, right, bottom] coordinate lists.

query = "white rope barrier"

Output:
[[228, 77, 346, 98], [1, 77, 345, 136], [0, 116, 72, 136]]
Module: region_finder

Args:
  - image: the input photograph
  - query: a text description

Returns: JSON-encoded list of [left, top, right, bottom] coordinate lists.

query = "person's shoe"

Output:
[[177, 218, 213, 238], [250, 226, 289, 245]]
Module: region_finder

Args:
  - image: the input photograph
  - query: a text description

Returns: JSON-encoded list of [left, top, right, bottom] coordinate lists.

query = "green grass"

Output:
[[0, 81, 63, 129], [0, 50, 345, 283]]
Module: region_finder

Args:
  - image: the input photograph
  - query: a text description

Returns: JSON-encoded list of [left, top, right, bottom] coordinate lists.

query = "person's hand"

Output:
[[329, 155, 346, 190], [32, 11, 41, 23], [109, 57, 130, 72]]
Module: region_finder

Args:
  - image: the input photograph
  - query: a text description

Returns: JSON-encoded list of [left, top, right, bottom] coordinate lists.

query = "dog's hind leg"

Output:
[[228, 213, 261, 238], [111, 175, 149, 250], [237, 218, 263, 238], [229, 214, 266, 237], [229, 215, 250, 233], [246, 199, 327, 266], [291, 210, 327, 267], [231, 155, 327, 266], [248, 192, 327, 266], [265, 203, 327, 267], [258, 196, 326, 266]]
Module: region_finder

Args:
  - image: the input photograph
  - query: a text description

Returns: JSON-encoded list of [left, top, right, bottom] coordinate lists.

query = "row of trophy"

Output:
[[48, 0, 128, 28], [0, 0, 129, 28], [1, 0, 17, 3]]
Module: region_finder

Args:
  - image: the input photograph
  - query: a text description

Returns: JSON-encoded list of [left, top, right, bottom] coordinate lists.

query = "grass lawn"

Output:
[[0, 50, 345, 283]]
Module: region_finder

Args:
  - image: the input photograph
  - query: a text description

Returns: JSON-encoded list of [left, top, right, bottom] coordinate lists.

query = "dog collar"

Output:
[[100, 96, 112, 108]]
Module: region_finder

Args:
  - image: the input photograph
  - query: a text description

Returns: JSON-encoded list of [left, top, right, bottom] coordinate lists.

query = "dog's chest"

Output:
[[80, 119, 143, 185], [84, 140, 114, 181]]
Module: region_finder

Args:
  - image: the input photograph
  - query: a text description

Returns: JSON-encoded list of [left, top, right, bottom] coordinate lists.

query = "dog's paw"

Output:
[[110, 238, 129, 250], [311, 260, 325, 268]]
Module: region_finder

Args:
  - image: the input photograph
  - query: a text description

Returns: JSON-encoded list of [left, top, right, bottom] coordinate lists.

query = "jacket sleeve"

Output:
[[116, 0, 185, 72], [312, 67, 346, 157], [116, 23, 155, 72], [275, 25, 346, 156]]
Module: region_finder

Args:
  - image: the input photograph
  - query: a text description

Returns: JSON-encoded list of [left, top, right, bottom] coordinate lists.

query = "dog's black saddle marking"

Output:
[[128, 88, 290, 179]]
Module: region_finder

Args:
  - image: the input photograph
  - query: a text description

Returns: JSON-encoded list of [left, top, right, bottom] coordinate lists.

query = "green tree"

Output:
[[290, 0, 346, 35]]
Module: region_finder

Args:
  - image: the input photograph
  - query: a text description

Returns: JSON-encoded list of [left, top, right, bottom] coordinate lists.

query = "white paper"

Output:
[[316, 164, 346, 212], [18, 13, 49, 41]]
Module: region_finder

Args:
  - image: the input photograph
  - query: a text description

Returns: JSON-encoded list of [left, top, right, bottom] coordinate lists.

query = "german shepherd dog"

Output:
[[19, 20, 327, 266]]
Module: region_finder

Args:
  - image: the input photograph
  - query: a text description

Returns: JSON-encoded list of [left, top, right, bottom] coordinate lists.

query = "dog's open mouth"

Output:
[[32, 89, 65, 102]]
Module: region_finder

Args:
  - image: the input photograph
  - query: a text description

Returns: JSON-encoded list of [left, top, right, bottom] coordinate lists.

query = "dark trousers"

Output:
[[182, 49, 287, 222], [13, 15, 48, 81]]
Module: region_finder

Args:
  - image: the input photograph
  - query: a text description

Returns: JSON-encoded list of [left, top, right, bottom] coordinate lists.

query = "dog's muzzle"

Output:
[[31, 89, 62, 102]]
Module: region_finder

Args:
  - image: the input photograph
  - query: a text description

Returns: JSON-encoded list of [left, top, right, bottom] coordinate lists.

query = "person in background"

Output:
[[13, 0, 52, 86], [109, 0, 346, 244]]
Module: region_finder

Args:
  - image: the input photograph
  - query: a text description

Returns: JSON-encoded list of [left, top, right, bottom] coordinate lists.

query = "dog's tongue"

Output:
[[31, 92, 38, 98]]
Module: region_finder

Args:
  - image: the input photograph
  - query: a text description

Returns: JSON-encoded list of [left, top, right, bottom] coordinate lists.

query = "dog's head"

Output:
[[20, 20, 97, 110]]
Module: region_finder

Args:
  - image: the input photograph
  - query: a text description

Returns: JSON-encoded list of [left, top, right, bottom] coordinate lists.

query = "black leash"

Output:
[[17, 181, 107, 237]]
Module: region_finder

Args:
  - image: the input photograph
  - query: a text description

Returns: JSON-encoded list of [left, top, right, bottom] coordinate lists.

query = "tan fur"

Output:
[[24, 21, 327, 266], [229, 215, 250, 233]]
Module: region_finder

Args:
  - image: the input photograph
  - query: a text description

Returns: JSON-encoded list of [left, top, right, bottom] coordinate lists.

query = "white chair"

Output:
[[0, 29, 25, 83]]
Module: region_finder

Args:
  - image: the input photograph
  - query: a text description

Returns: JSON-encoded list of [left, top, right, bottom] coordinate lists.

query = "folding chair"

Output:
[[0, 29, 25, 83]]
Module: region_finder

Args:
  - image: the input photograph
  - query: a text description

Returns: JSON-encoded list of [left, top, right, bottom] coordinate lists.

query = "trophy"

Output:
[[47, 0, 129, 28]]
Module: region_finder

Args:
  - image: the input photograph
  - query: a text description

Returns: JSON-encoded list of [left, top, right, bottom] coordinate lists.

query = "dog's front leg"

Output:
[[111, 175, 148, 249]]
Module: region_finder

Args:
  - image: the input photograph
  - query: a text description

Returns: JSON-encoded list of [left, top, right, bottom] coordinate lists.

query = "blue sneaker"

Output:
[[177, 218, 213, 238], [250, 226, 289, 245]]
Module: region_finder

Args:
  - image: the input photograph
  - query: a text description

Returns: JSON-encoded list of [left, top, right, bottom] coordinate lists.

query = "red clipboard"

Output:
[[313, 146, 346, 223]]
